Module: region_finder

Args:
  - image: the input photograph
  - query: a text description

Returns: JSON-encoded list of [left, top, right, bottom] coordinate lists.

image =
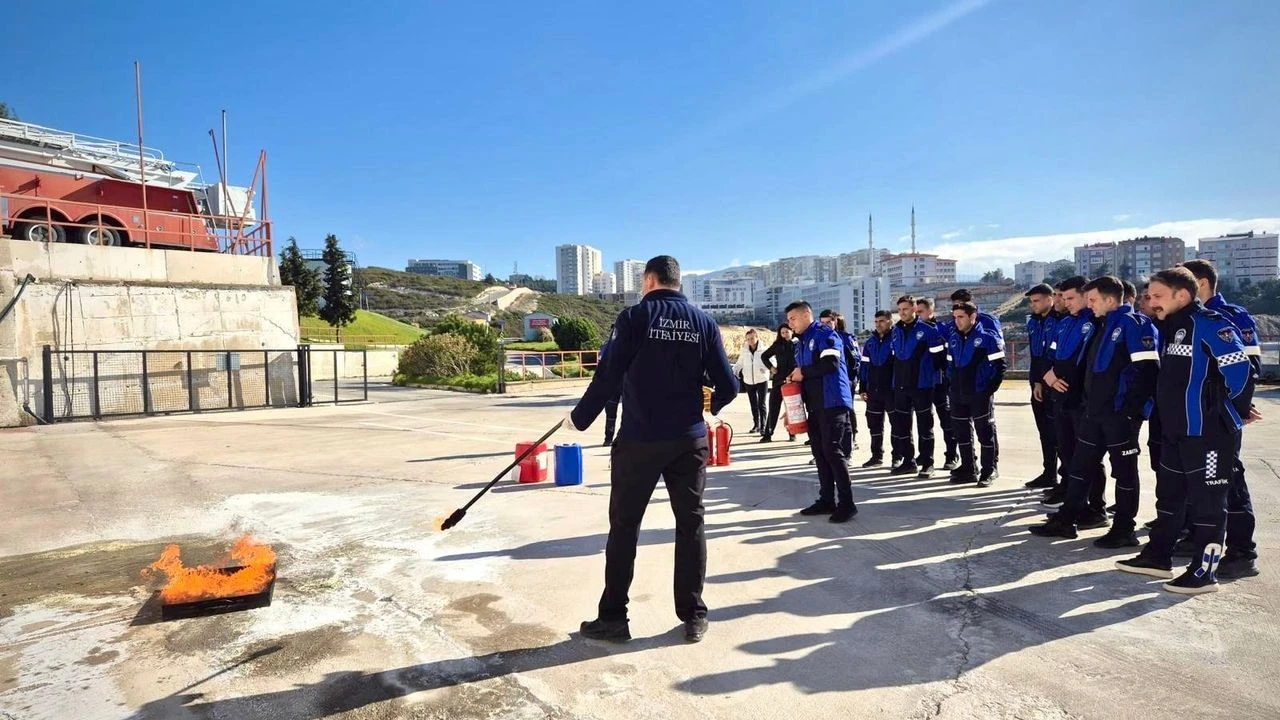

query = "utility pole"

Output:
[[910, 205, 917, 253], [868, 213, 873, 250]]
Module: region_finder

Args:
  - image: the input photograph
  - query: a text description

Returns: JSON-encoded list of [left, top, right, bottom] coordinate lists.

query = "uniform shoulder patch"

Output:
[[1217, 327, 1237, 343], [1243, 328, 1256, 342], [1142, 336, 1155, 349], [1111, 327, 1122, 341], [915, 331, 923, 339], [974, 337, 983, 346]]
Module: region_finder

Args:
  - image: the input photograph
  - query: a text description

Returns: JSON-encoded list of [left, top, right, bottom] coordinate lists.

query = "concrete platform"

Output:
[[1, 383, 1278, 719]]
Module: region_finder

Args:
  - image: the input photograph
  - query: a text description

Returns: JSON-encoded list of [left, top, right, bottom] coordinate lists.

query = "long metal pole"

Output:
[[134, 62, 150, 248]]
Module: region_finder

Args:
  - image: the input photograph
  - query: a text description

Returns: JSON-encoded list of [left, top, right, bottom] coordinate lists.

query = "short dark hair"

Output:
[[1082, 275, 1124, 301], [915, 297, 935, 309], [952, 301, 978, 316], [1025, 283, 1054, 297], [1121, 280, 1137, 301], [874, 310, 892, 319], [784, 300, 811, 314], [1150, 267, 1198, 297], [643, 255, 681, 288], [776, 322, 791, 332], [1056, 275, 1088, 293], [818, 308, 835, 319], [1180, 259, 1218, 292], [835, 316, 848, 333], [950, 289, 973, 303], [896, 295, 916, 305]]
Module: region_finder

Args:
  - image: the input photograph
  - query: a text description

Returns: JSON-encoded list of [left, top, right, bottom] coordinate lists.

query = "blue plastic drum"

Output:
[[554, 443, 584, 486]]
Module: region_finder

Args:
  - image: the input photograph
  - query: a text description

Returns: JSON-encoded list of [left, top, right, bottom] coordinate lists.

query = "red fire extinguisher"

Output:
[[781, 381, 808, 436], [705, 420, 734, 466]]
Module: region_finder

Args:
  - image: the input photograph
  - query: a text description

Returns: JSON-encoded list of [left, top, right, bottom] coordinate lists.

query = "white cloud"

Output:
[[928, 217, 1280, 277], [986, 223, 1001, 229], [1112, 213, 1133, 222], [941, 230, 965, 240]]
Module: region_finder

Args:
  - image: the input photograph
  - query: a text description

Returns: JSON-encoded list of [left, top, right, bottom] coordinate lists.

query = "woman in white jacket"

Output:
[[732, 328, 771, 433]]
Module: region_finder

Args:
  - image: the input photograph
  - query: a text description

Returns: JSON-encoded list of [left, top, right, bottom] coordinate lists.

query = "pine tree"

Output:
[[319, 234, 357, 339], [278, 238, 323, 316]]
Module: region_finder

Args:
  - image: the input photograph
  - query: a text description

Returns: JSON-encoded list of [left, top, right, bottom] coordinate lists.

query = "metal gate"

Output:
[[38, 344, 368, 422]]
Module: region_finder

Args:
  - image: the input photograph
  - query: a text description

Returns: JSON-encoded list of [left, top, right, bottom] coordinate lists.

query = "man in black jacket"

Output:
[[760, 323, 798, 442], [859, 310, 894, 467], [567, 255, 738, 642]]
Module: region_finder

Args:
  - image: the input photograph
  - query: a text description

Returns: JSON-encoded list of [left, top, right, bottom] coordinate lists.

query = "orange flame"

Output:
[[432, 516, 447, 532], [145, 535, 277, 604]]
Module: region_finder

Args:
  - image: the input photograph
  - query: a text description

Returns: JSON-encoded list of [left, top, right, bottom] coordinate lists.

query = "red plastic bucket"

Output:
[[516, 442, 548, 483]]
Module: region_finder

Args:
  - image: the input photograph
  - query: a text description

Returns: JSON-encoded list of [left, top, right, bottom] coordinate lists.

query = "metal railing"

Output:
[[37, 345, 366, 422], [503, 349, 599, 381]]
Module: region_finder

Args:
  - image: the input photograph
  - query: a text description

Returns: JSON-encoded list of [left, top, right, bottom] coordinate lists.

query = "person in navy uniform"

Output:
[[787, 301, 857, 523], [599, 323, 622, 446], [1115, 267, 1256, 594], [759, 323, 798, 442], [859, 310, 895, 468], [1179, 259, 1264, 579], [889, 295, 947, 477], [949, 287, 1005, 341], [945, 301, 1006, 487], [1029, 276, 1158, 545], [916, 297, 959, 470], [567, 255, 738, 642], [1024, 284, 1059, 489], [817, 309, 860, 462], [1040, 276, 1105, 517]]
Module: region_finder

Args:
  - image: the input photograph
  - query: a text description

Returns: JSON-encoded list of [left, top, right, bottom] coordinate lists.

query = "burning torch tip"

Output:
[[437, 509, 465, 531]]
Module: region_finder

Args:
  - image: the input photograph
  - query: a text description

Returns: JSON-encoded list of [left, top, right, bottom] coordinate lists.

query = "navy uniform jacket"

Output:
[[1206, 292, 1261, 409], [1026, 310, 1056, 388], [1156, 301, 1253, 438], [892, 319, 945, 392], [940, 311, 1004, 346], [838, 330, 861, 394], [924, 318, 950, 388], [794, 321, 854, 411], [1081, 304, 1159, 419], [946, 326, 1006, 401], [571, 289, 737, 441], [1048, 308, 1096, 410], [859, 331, 894, 396]]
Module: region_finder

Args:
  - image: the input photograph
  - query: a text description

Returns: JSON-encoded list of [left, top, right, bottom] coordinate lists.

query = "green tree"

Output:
[[1045, 263, 1076, 285], [1093, 262, 1111, 277], [319, 234, 357, 339], [483, 273, 499, 285], [0, 102, 16, 120], [397, 334, 478, 379], [278, 237, 323, 316], [431, 314, 499, 374], [551, 316, 600, 350], [981, 268, 1007, 284]]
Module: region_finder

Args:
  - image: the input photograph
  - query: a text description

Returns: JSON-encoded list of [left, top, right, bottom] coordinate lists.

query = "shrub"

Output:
[[431, 314, 499, 374], [551, 316, 600, 351], [397, 334, 478, 378], [535, 326, 555, 343]]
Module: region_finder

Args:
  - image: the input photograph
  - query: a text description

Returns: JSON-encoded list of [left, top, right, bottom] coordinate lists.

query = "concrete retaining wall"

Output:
[[307, 346, 401, 381], [0, 238, 299, 427]]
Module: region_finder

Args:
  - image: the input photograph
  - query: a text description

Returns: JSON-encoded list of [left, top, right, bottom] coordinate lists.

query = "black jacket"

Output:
[[761, 337, 798, 389], [571, 289, 738, 442]]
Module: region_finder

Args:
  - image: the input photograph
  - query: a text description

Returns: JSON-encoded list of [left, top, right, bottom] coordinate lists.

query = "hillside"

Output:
[[300, 310, 426, 344], [535, 294, 626, 335]]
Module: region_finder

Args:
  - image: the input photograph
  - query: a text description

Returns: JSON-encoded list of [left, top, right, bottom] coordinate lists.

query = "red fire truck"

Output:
[[0, 117, 271, 255]]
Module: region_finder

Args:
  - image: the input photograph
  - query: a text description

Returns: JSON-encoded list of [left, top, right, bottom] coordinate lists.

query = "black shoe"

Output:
[[800, 501, 837, 516], [1164, 568, 1219, 595], [1172, 538, 1197, 558], [1115, 555, 1174, 579], [580, 618, 631, 642], [1029, 519, 1077, 539], [1216, 556, 1260, 580], [1024, 473, 1057, 490], [789, 434, 797, 441], [949, 472, 976, 484], [977, 468, 998, 487], [1040, 489, 1066, 508], [603, 438, 613, 447], [1077, 512, 1109, 530], [942, 457, 959, 471], [684, 617, 709, 642], [748, 426, 759, 434], [758, 434, 772, 443], [917, 464, 934, 479], [1105, 504, 1117, 515], [1093, 528, 1140, 549], [804, 439, 811, 446], [890, 463, 918, 476], [830, 505, 858, 523], [861, 456, 883, 468], [1142, 518, 1158, 530], [808, 457, 816, 465]]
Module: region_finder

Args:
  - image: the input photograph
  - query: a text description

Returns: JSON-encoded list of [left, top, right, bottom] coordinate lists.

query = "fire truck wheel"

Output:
[[77, 225, 122, 247], [14, 221, 67, 244]]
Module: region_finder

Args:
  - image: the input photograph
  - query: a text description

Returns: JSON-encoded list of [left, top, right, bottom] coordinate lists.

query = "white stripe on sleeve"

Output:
[[1129, 350, 1159, 362], [820, 348, 840, 359], [987, 351, 1005, 361]]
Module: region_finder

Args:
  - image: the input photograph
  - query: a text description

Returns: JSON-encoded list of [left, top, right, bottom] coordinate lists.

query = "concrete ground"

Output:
[[2, 382, 1279, 720]]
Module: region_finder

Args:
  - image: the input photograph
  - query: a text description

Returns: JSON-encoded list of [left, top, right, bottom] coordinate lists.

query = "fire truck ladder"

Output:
[[0, 117, 197, 188]]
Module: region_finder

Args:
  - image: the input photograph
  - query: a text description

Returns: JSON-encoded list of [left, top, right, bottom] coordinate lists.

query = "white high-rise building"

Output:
[[593, 271, 618, 294], [766, 276, 890, 333], [1197, 231, 1280, 287], [555, 244, 603, 295], [614, 259, 645, 293], [881, 253, 957, 289]]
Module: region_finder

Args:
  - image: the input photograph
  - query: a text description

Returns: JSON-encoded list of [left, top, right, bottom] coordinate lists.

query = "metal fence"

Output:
[[38, 345, 367, 422]]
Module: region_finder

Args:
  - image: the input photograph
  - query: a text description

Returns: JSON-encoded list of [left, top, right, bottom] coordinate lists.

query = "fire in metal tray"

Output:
[[145, 535, 277, 620]]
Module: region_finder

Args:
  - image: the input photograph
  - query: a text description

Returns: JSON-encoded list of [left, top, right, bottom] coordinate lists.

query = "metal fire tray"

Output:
[[158, 564, 277, 621]]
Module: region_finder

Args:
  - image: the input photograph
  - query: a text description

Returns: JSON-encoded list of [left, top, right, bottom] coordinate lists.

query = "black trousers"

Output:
[[950, 393, 996, 478], [933, 380, 957, 461], [603, 391, 621, 443], [1061, 414, 1140, 530], [864, 391, 889, 460], [808, 406, 854, 508], [599, 437, 709, 623], [743, 382, 767, 430], [1179, 433, 1257, 559], [1031, 387, 1057, 479], [890, 388, 934, 467], [1145, 432, 1237, 567]]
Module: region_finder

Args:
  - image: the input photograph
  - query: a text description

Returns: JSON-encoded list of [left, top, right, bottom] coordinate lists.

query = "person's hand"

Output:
[[1246, 406, 1263, 425], [788, 368, 803, 383], [1049, 377, 1069, 393], [771, 367, 778, 376], [562, 412, 581, 431], [1032, 383, 1044, 402], [859, 392, 868, 402], [702, 411, 719, 427], [1043, 369, 1058, 387]]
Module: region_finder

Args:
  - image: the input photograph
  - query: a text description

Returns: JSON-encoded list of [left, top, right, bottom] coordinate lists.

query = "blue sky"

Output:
[[5, 1, 1278, 278]]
